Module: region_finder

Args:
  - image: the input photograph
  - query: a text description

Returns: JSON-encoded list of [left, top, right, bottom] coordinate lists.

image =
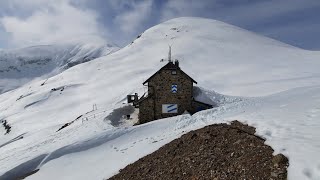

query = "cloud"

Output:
[[0, 0, 107, 48], [113, 0, 153, 34], [0, 0, 319, 49], [160, 0, 320, 25], [215, 0, 320, 25], [160, 0, 214, 21]]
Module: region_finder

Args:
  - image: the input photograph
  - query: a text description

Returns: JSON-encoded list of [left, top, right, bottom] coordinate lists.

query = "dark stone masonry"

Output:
[[136, 60, 212, 124]]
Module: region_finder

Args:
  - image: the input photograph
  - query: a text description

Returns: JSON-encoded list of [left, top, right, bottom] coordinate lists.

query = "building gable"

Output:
[[143, 61, 197, 85]]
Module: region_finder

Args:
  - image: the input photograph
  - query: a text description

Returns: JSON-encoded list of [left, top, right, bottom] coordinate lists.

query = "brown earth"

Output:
[[109, 120, 288, 180]]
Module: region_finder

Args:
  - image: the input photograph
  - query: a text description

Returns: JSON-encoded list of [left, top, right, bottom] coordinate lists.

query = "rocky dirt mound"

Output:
[[109, 121, 288, 180]]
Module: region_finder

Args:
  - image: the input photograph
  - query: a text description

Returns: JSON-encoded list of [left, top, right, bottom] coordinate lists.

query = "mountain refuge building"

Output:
[[128, 48, 213, 124]]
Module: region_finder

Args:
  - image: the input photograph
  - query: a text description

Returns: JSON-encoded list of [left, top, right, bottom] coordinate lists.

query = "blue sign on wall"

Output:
[[171, 84, 177, 93], [162, 104, 178, 113]]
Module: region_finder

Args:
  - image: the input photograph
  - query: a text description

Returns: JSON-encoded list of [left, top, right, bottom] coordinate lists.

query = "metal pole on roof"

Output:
[[168, 45, 172, 62]]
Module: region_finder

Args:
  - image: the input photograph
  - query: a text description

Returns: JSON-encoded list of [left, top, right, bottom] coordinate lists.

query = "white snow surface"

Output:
[[0, 17, 320, 180], [0, 42, 119, 94]]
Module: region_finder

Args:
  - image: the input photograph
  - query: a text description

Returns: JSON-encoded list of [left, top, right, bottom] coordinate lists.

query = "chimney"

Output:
[[174, 60, 179, 67]]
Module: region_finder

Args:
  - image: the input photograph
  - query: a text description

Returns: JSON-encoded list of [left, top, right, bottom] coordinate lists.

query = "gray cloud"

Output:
[[113, 0, 153, 34], [160, 0, 320, 24], [0, 0, 319, 49], [0, 0, 107, 48]]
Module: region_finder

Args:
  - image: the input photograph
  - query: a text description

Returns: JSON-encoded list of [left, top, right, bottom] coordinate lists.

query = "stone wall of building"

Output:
[[138, 97, 154, 124], [147, 68, 193, 120]]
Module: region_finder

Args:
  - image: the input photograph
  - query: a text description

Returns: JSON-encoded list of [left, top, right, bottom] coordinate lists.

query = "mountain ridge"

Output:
[[0, 17, 320, 180], [0, 42, 119, 94]]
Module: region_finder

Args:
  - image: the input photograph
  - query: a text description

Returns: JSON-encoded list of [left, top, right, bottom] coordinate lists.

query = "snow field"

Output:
[[0, 17, 320, 179]]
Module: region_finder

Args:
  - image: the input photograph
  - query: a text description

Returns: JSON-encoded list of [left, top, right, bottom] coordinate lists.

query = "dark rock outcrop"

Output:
[[109, 121, 288, 180]]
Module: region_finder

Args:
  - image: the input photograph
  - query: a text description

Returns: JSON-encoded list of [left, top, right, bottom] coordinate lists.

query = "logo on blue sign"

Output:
[[162, 104, 178, 113], [171, 84, 177, 93]]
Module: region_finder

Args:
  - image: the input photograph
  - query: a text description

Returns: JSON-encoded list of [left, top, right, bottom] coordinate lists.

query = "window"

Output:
[[171, 70, 177, 75]]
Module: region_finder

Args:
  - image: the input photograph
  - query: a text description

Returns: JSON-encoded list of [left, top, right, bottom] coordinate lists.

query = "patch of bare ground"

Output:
[[109, 120, 288, 180]]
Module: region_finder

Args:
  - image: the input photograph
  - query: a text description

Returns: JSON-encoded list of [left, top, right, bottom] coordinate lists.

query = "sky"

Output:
[[0, 0, 319, 50]]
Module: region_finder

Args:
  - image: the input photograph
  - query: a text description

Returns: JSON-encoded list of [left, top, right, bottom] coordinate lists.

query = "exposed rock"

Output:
[[109, 121, 289, 180]]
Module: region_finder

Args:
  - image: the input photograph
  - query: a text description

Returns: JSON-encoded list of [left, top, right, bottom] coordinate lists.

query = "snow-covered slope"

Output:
[[0, 17, 320, 180], [0, 42, 119, 94]]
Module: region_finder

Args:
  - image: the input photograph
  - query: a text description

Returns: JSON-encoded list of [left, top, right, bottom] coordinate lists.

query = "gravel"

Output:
[[109, 120, 288, 180]]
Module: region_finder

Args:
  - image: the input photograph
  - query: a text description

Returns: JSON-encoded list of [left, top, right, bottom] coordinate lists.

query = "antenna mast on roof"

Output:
[[168, 45, 172, 62]]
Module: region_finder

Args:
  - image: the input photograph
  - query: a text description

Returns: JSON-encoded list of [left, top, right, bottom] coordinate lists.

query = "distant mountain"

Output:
[[0, 42, 119, 94]]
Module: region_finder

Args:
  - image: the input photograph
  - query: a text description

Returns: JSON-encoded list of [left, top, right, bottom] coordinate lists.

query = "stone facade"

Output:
[[138, 61, 212, 124], [139, 97, 154, 124]]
